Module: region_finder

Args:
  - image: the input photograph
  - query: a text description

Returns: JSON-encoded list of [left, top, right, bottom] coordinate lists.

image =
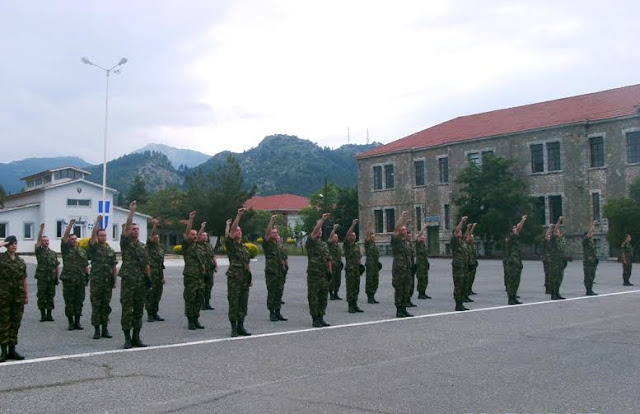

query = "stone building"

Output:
[[356, 84, 640, 258]]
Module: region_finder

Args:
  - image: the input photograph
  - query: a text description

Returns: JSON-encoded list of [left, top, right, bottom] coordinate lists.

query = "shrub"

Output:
[[173, 244, 183, 255], [243, 242, 259, 258], [256, 237, 264, 244], [286, 238, 295, 245]]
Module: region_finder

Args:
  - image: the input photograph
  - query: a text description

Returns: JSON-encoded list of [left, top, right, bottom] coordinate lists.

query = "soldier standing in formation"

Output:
[[327, 224, 343, 301], [406, 230, 417, 308], [549, 216, 566, 300], [0, 236, 28, 362], [364, 221, 380, 303], [89, 216, 118, 339], [182, 212, 206, 330], [200, 231, 217, 311], [226, 208, 252, 337], [392, 211, 413, 318], [276, 235, 288, 304], [344, 219, 364, 314], [451, 216, 469, 312], [414, 224, 431, 300], [306, 213, 332, 327], [264, 215, 287, 321], [145, 218, 165, 322], [60, 219, 89, 331], [621, 234, 634, 286], [465, 224, 478, 297], [503, 216, 527, 305], [582, 220, 599, 296], [119, 201, 151, 349], [542, 224, 553, 294], [35, 223, 59, 322]]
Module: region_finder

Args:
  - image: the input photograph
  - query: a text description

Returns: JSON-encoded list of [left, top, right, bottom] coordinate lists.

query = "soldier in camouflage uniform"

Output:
[[465, 224, 478, 298], [549, 216, 567, 300], [182, 212, 206, 330], [406, 230, 417, 308], [0, 236, 29, 362], [327, 224, 343, 301], [119, 201, 152, 349], [392, 211, 413, 318], [35, 223, 59, 322], [364, 221, 380, 303], [582, 221, 599, 296], [503, 215, 527, 305], [200, 231, 217, 311], [145, 218, 166, 322], [415, 224, 431, 300], [306, 213, 332, 327], [60, 219, 89, 331], [264, 215, 287, 321], [88, 215, 118, 339], [622, 234, 634, 286], [344, 219, 363, 314], [277, 235, 288, 305], [451, 216, 469, 312], [226, 209, 253, 337], [542, 224, 554, 294]]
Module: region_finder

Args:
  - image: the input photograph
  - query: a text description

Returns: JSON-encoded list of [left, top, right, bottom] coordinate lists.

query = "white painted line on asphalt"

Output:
[[3, 289, 639, 367]]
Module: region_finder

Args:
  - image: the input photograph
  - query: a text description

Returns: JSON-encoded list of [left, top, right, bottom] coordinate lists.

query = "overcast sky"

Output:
[[1, 0, 639, 164]]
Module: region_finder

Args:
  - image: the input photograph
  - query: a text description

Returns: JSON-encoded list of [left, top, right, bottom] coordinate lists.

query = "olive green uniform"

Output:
[[622, 240, 634, 285], [0, 252, 26, 346], [306, 237, 331, 317], [119, 234, 149, 331], [60, 240, 89, 319], [451, 236, 466, 304], [365, 239, 380, 298], [88, 242, 117, 327], [343, 239, 361, 304], [225, 237, 251, 322], [414, 240, 430, 295], [264, 238, 284, 311], [34, 245, 59, 311], [145, 237, 165, 316], [328, 240, 343, 296], [201, 241, 216, 308], [503, 233, 523, 297], [391, 235, 411, 307], [183, 237, 205, 319], [582, 236, 598, 292]]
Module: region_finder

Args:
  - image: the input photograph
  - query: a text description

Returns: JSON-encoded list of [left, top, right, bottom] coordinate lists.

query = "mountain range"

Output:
[[0, 135, 380, 197]]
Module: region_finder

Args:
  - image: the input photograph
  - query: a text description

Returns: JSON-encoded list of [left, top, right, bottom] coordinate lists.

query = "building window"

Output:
[[384, 164, 395, 189], [373, 166, 382, 190], [530, 144, 544, 173], [549, 195, 563, 224], [27, 180, 35, 188], [385, 208, 395, 234], [56, 221, 64, 238], [592, 192, 601, 221], [444, 204, 451, 230], [24, 223, 33, 240], [415, 206, 423, 232], [374, 209, 384, 233], [0, 223, 7, 238], [589, 136, 604, 168], [43, 176, 52, 184], [467, 152, 480, 166], [438, 157, 449, 184], [112, 224, 119, 240], [414, 160, 425, 186], [532, 196, 546, 226], [482, 150, 494, 158], [547, 142, 561, 171], [627, 131, 640, 164], [67, 199, 91, 207]]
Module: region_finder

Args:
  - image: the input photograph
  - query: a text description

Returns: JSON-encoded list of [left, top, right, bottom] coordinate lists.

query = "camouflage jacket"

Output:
[[328, 240, 342, 271], [225, 237, 250, 276], [119, 234, 149, 278], [343, 239, 361, 271], [60, 240, 89, 281], [391, 235, 410, 272], [414, 240, 430, 270], [365, 239, 379, 268], [263, 238, 280, 275], [306, 237, 330, 277], [89, 242, 118, 277], [582, 236, 597, 265], [146, 238, 165, 273], [199, 241, 216, 274], [504, 233, 521, 264], [35, 245, 59, 281], [622, 241, 634, 262], [183, 237, 205, 276], [0, 251, 27, 299], [451, 236, 465, 270]]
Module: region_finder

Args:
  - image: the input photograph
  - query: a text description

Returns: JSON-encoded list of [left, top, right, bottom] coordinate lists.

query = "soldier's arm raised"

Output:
[[394, 211, 409, 236], [150, 217, 160, 240], [36, 223, 45, 249], [184, 211, 196, 240], [229, 208, 245, 240], [123, 201, 137, 237], [311, 213, 329, 239], [587, 220, 596, 239], [62, 219, 76, 243], [514, 215, 527, 235], [265, 215, 277, 240], [545, 224, 554, 240], [225, 219, 232, 238], [90, 215, 102, 245], [454, 216, 468, 238], [197, 221, 206, 239], [347, 219, 358, 238]]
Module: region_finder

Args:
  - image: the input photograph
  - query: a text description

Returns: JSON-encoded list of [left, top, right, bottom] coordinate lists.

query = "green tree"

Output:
[[142, 187, 188, 232], [454, 154, 537, 255], [604, 177, 640, 259], [127, 174, 149, 205], [0, 184, 6, 207], [300, 183, 359, 240]]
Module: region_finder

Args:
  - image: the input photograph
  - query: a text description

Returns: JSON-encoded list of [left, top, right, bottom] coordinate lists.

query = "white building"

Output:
[[0, 167, 150, 253]]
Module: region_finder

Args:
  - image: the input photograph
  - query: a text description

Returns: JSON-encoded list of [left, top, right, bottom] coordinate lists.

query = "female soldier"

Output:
[[0, 236, 29, 362]]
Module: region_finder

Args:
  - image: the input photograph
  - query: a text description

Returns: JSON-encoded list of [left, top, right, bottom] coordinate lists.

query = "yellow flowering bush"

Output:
[[173, 244, 183, 255], [256, 237, 264, 244], [243, 242, 259, 258], [286, 238, 295, 245]]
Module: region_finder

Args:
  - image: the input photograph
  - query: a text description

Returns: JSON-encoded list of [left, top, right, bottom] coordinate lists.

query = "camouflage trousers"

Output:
[[36, 278, 56, 310], [307, 273, 328, 317], [330, 267, 342, 293], [543, 260, 550, 290], [392, 268, 410, 307], [90, 274, 113, 326], [145, 270, 164, 314], [452, 265, 466, 302], [504, 261, 523, 296], [623, 263, 633, 282], [548, 263, 565, 292], [0, 290, 24, 345], [584, 263, 597, 290], [227, 270, 250, 322], [265, 271, 284, 311], [416, 267, 429, 294], [466, 265, 477, 296], [204, 270, 214, 304], [365, 265, 379, 296], [62, 278, 85, 318], [184, 273, 204, 319], [120, 275, 147, 331], [345, 267, 360, 303]]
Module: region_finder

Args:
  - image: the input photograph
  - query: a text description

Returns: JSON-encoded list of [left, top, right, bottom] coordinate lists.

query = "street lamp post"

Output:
[[81, 56, 127, 229]]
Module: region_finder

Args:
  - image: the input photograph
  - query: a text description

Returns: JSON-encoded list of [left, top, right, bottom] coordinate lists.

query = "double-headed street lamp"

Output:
[[81, 56, 127, 229]]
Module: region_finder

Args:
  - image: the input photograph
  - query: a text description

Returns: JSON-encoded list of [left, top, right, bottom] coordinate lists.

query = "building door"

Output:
[[427, 226, 439, 255]]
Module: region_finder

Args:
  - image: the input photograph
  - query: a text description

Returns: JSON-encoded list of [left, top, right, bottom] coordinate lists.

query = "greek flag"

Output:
[[98, 200, 110, 230]]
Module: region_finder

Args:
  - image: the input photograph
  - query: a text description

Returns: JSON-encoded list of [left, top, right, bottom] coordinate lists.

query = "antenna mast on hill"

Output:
[[347, 127, 350, 144]]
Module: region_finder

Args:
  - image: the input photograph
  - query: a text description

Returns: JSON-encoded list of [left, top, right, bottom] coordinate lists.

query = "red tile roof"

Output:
[[358, 84, 640, 159], [244, 194, 310, 212]]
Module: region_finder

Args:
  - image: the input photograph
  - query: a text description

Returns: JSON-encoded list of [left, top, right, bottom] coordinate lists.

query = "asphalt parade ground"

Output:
[[1, 256, 639, 414]]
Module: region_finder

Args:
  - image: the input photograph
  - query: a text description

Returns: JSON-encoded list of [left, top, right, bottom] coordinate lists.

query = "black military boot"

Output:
[[275, 309, 288, 321], [312, 316, 323, 327], [469, 290, 477, 296], [67, 316, 75, 331], [417, 292, 427, 299], [319, 316, 331, 327], [7, 345, 24, 361], [555, 288, 566, 300], [401, 306, 414, 317], [40, 309, 47, 322], [408, 300, 417, 307], [348, 302, 356, 313], [46, 309, 54, 321], [187, 317, 196, 330], [123, 330, 132, 349], [147, 311, 155, 323], [154, 312, 165, 321], [329, 292, 336, 300], [396, 307, 406, 318], [204, 300, 214, 310], [463, 296, 474, 303], [93, 325, 101, 339], [74, 315, 83, 330], [508, 295, 516, 305], [193, 318, 205, 329], [269, 310, 278, 321], [334, 292, 343, 300], [101, 324, 112, 338], [353, 303, 364, 313], [586, 288, 598, 296], [237, 319, 251, 336], [132, 328, 147, 347], [230, 321, 238, 337], [367, 295, 375, 303], [455, 300, 468, 312], [623, 278, 634, 286], [0, 345, 7, 363]]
